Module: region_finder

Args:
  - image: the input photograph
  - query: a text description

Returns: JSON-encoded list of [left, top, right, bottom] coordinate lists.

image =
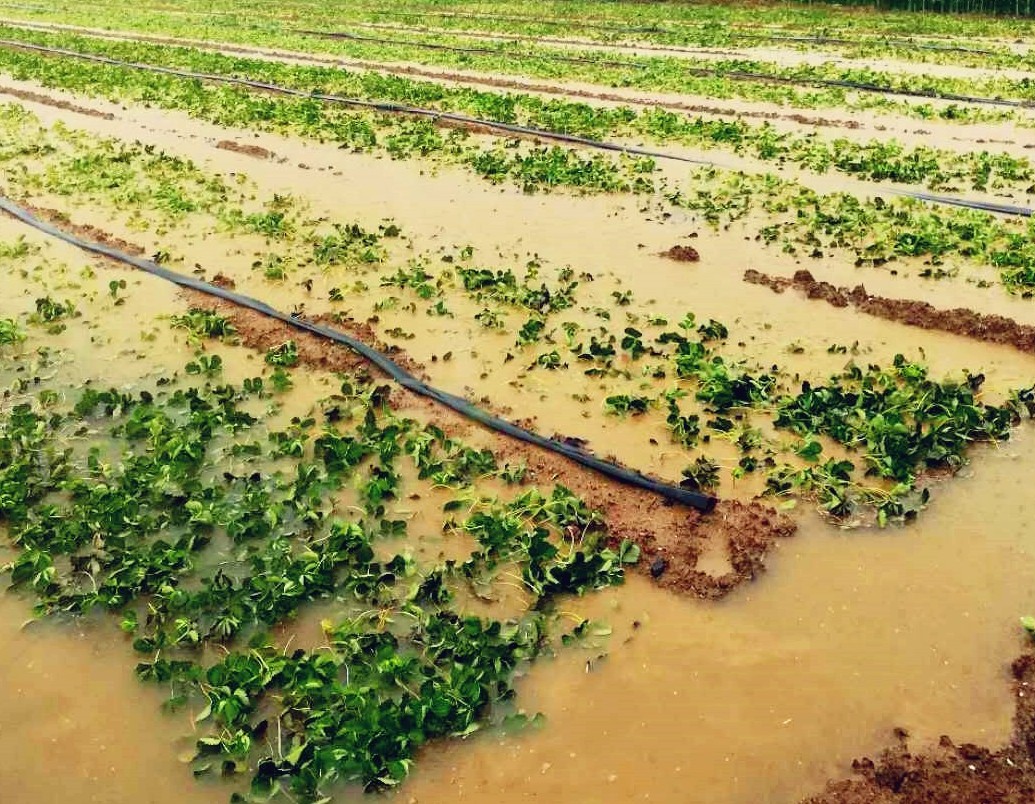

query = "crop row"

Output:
[[0, 15, 1030, 124], [9, 0, 1035, 72], [3, 26, 1031, 196]]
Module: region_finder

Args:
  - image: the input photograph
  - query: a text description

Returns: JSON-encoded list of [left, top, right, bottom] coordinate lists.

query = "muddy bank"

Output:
[[805, 653, 1035, 803], [745, 268, 1035, 355]]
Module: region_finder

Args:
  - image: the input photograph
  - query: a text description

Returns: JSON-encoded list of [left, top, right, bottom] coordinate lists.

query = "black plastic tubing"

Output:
[[0, 196, 719, 512]]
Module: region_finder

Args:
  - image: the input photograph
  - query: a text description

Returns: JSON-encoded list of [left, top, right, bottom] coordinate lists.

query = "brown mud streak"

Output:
[[804, 654, 1035, 803], [745, 268, 1035, 355], [187, 293, 797, 599], [215, 139, 274, 159], [15, 204, 146, 256], [0, 83, 115, 120]]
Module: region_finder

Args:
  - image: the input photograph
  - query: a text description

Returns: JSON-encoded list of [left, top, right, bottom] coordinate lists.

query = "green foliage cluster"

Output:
[[0, 361, 633, 801]]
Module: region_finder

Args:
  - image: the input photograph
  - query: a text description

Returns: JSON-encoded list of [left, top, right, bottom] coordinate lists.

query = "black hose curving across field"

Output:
[[0, 195, 719, 512], [0, 38, 1030, 219]]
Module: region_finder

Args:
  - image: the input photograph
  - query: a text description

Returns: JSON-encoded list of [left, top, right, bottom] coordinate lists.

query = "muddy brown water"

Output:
[[4, 444, 1035, 802], [3, 46, 1035, 804], [2, 215, 1035, 804]]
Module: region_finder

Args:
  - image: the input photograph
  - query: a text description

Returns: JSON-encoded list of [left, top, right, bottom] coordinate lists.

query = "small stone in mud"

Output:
[[650, 556, 668, 578], [660, 245, 700, 263]]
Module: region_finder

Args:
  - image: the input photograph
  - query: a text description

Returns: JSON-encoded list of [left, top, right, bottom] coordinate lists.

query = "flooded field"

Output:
[[2, 1, 1035, 802]]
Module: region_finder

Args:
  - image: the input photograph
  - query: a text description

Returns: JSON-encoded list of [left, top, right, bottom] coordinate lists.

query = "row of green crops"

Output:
[[2, 26, 1032, 196], [380, 251, 1035, 525], [7, 0, 1035, 72], [4, 104, 1031, 525], [0, 294, 636, 801], [0, 12, 1031, 124]]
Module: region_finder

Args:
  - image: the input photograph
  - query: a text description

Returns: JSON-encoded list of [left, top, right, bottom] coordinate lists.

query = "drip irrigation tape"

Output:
[[0, 38, 1031, 219], [0, 195, 718, 512], [893, 191, 1032, 217], [294, 28, 1033, 109]]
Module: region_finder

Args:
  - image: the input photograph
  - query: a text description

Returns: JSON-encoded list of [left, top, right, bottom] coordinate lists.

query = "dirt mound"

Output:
[[0, 85, 115, 120], [804, 654, 1035, 803], [181, 292, 426, 379], [744, 268, 1035, 354], [186, 291, 797, 599], [215, 139, 274, 159], [660, 244, 701, 262]]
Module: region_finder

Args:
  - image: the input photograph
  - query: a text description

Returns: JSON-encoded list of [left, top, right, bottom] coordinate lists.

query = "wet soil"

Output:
[[0, 83, 115, 119], [215, 138, 274, 159], [805, 654, 1035, 804], [744, 268, 1035, 356], [660, 243, 701, 262], [13, 203, 147, 256]]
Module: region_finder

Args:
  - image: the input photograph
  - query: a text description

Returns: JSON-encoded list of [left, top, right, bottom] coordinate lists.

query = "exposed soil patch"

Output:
[[11, 204, 147, 257], [745, 268, 1035, 355], [0, 84, 115, 120], [215, 139, 274, 159], [181, 291, 426, 379], [803, 653, 1035, 803], [183, 290, 797, 598], [660, 244, 701, 262]]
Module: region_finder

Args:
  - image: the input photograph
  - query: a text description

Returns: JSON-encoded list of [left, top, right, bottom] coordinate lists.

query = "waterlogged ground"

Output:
[[3, 1, 1035, 802]]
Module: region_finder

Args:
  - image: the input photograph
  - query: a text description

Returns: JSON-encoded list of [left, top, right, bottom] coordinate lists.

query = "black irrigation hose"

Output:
[[0, 195, 719, 512], [898, 191, 1032, 217], [295, 28, 1034, 109], [1, 38, 1031, 220]]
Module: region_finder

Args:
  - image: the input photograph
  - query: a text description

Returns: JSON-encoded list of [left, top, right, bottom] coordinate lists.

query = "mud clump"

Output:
[[0, 85, 115, 120], [216, 140, 274, 160], [745, 268, 1035, 355], [660, 245, 701, 263], [628, 499, 796, 598], [804, 654, 1035, 803]]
